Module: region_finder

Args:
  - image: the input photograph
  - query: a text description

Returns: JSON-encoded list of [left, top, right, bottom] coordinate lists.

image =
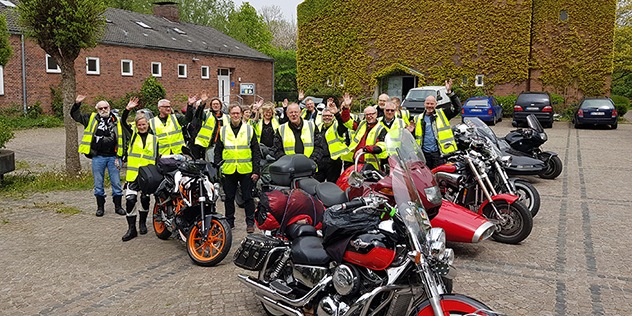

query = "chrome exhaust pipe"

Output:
[[237, 274, 332, 308], [258, 295, 304, 316]]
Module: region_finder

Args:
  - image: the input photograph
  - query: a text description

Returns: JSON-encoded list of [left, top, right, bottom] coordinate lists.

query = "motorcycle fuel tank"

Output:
[[343, 232, 396, 271], [430, 200, 495, 243]]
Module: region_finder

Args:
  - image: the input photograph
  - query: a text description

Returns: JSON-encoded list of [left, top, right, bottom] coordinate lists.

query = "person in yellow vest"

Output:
[[120, 97, 158, 241], [251, 101, 279, 148], [149, 97, 196, 155], [314, 102, 349, 183], [193, 97, 230, 161], [391, 96, 412, 124], [71, 94, 126, 217], [340, 93, 388, 170], [214, 104, 261, 233], [272, 102, 326, 163], [378, 101, 408, 132], [407, 79, 462, 169]]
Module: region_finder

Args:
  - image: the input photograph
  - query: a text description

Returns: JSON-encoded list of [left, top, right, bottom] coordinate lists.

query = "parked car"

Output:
[[571, 97, 618, 129], [513, 92, 556, 128], [461, 96, 503, 125], [401, 86, 451, 113]]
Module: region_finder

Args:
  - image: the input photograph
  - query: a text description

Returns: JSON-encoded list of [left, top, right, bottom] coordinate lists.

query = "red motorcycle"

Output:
[[337, 129, 496, 244]]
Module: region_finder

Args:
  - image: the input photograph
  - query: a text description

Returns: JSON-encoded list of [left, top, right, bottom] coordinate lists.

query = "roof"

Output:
[[0, 3, 273, 62]]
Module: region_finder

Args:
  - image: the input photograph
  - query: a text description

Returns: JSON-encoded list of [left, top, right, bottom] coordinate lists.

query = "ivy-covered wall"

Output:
[[297, 0, 615, 102]]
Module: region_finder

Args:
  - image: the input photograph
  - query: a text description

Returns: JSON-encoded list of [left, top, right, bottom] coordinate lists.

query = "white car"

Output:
[[401, 86, 451, 113]]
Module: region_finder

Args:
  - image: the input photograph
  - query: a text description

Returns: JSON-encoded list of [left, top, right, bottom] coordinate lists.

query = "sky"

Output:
[[235, 0, 302, 21]]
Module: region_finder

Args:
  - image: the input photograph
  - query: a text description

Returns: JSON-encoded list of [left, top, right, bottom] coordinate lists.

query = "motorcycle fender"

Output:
[[478, 194, 519, 213], [203, 213, 225, 237], [411, 294, 492, 316], [430, 200, 495, 243], [538, 151, 558, 160]]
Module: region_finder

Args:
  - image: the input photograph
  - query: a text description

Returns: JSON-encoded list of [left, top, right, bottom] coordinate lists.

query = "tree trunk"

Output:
[[61, 62, 81, 176]]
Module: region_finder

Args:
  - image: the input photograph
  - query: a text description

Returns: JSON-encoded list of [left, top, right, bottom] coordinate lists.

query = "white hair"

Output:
[[95, 100, 110, 109]]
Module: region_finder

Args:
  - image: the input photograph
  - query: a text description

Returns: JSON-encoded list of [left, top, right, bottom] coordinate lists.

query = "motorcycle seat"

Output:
[[315, 182, 348, 207], [296, 178, 319, 196], [286, 223, 317, 240], [291, 236, 330, 265]]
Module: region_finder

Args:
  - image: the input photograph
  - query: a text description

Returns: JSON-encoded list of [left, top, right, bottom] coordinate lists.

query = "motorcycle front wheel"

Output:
[[483, 200, 532, 244], [152, 199, 172, 240], [499, 180, 540, 218], [410, 294, 496, 315], [539, 155, 562, 179], [186, 218, 232, 267]]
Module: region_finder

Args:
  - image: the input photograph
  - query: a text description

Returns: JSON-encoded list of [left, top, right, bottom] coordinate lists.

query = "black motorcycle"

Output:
[[504, 114, 562, 179]]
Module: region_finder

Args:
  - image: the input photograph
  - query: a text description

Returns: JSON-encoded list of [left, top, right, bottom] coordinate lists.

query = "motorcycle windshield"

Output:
[[463, 117, 499, 146], [526, 114, 544, 133], [385, 129, 430, 246]]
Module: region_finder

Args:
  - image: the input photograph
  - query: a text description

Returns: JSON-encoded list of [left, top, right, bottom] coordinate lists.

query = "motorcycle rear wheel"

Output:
[[152, 200, 172, 240], [410, 294, 495, 315], [186, 218, 232, 267], [539, 155, 562, 179], [483, 200, 532, 244]]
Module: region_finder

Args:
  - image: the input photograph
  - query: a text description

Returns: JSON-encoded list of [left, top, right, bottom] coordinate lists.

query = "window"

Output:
[[151, 62, 161, 77], [46, 54, 61, 73], [178, 64, 187, 78], [201, 66, 209, 79], [338, 77, 345, 87], [0, 65, 4, 95], [475, 75, 484, 87], [560, 10, 568, 21], [121, 60, 133, 76], [462, 76, 468, 85], [86, 57, 100, 75], [135, 21, 152, 29]]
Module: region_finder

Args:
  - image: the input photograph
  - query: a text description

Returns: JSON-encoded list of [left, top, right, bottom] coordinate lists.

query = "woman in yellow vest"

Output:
[[314, 102, 349, 183], [251, 101, 279, 148], [214, 104, 261, 233], [120, 98, 159, 242]]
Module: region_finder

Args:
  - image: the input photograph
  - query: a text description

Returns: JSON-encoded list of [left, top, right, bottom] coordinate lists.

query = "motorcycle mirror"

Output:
[[511, 121, 518, 127], [348, 171, 365, 188]]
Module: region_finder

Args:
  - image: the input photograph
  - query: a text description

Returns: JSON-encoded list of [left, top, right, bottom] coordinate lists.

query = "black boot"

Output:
[[122, 216, 138, 242], [113, 195, 126, 216], [138, 211, 148, 235], [96, 196, 106, 217]]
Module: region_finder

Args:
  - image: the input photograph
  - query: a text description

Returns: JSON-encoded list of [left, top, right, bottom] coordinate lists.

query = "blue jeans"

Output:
[[92, 155, 123, 198]]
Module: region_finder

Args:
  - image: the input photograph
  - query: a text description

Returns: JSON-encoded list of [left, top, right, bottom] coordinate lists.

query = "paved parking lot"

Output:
[[2, 118, 632, 315]]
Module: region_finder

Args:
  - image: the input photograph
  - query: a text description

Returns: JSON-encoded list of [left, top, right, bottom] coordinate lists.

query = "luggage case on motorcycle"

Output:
[[137, 164, 164, 194], [269, 154, 317, 186], [233, 233, 285, 271], [255, 188, 324, 231]]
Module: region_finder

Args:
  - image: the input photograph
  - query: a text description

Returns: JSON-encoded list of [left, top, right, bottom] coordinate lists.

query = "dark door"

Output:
[[402, 77, 415, 100]]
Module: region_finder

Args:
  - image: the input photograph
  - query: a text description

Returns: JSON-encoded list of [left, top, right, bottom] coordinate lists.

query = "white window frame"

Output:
[[475, 74, 484, 87], [0, 65, 4, 95], [121, 59, 133, 76], [178, 64, 187, 78], [151, 62, 162, 77], [46, 54, 61, 73], [201, 66, 209, 79], [86, 57, 100, 75]]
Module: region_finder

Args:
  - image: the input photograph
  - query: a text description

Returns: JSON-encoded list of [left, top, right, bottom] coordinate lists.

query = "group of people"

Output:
[[72, 79, 462, 241]]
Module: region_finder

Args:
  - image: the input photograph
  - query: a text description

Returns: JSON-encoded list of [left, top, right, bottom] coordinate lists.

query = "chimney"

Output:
[[153, 2, 179, 23]]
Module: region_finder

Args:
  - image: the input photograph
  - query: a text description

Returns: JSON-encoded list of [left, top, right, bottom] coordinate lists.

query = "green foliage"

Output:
[[177, 0, 235, 29], [550, 93, 566, 114], [0, 14, 13, 67], [225, 3, 273, 51], [140, 76, 166, 114], [611, 73, 632, 97], [265, 47, 298, 101], [495, 94, 518, 117], [0, 120, 14, 148], [611, 94, 630, 116], [0, 169, 96, 194], [50, 84, 64, 118], [0, 103, 64, 129], [26, 101, 43, 119], [303, 85, 342, 99]]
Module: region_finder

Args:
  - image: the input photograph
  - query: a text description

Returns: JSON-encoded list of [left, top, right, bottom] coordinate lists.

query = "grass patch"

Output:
[[0, 169, 106, 196], [56, 206, 82, 215], [32, 201, 82, 215]]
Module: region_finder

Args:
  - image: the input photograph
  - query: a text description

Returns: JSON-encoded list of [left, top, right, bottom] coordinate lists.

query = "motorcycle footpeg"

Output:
[[270, 280, 292, 295]]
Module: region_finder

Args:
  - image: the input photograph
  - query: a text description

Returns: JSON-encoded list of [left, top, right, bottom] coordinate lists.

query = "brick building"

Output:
[[0, 2, 274, 113]]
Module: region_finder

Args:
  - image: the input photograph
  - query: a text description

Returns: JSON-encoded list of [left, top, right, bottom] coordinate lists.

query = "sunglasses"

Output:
[[385, 109, 395, 112], [97, 106, 109, 110]]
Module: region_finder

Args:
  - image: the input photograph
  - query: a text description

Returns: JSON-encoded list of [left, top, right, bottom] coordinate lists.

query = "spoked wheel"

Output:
[[186, 218, 232, 266], [539, 155, 562, 179], [509, 180, 540, 218], [410, 294, 496, 316], [483, 200, 532, 244], [153, 199, 172, 240]]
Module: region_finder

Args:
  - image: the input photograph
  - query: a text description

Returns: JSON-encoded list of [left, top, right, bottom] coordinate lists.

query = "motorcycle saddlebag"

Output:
[[233, 234, 285, 271], [255, 189, 324, 231], [269, 154, 317, 186], [137, 164, 164, 194]]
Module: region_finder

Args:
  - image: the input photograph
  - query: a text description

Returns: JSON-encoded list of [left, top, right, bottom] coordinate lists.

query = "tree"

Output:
[[178, 0, 234, 31], [260, 5, 297, 50], [0, 14, 13, 67], [17, 0, 107, 175], [225, 3, 272, 51]]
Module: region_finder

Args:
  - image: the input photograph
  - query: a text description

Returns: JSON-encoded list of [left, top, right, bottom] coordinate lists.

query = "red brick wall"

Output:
[[0, 38, 274, 112]]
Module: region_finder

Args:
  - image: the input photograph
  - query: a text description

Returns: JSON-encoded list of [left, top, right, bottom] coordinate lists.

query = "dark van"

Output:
[[513, 92, 556, 128]]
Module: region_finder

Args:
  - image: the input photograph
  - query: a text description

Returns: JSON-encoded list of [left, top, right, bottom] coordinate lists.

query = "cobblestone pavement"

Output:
[[1, 118, 632, 315]]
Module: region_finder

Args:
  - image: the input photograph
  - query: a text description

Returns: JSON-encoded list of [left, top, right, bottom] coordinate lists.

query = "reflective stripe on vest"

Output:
[[195, 114, 217, 148], [414, 109, 457, 154], [220, 123, 253, 174], [150, 114, 184, 155], [278, 120, 315, 157], [320, 121, 349, 160], [78, 113, 124, 156], [126, 133, 157, 182], [379, 117, 407, 132]]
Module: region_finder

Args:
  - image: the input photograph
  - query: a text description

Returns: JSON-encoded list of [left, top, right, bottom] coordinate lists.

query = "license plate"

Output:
[[591, 112, 605, 115], [470, 109, 482, 112], [526, 107, 539, 111]]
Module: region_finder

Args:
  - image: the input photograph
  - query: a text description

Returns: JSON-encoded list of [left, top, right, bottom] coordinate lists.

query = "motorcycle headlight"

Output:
[[501, 155, 513, 168], [426, 227, 446, 260], [424, 186, 442, 205]]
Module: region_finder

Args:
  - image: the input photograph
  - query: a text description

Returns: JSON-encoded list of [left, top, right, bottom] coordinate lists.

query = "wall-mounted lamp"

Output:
[[192, 57, 200, 62]]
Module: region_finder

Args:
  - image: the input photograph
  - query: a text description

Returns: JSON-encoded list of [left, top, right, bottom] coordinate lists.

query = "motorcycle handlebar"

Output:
[[341, 198, 367, 210], [440, 150, 462, 160]]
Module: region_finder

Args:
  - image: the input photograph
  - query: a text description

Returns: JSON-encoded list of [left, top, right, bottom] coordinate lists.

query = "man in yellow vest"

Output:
[[214, 104, 261, 233], [193, 96, 230, 161], [272, 102, 326, 163], [378, 101, 408, 132], [72, 94, 126, 217], [340, 93, 388, 170], [314, 102, 349, 183], [408, 79, 461, 169], [120, 97, 158, 241], [149, 98, 196, 156], [391, 96, 412, 124]]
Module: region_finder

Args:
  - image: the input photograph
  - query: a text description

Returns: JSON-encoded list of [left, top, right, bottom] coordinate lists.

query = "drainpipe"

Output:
[[21, 34, 26, 114], [272, 60, 275, 102], [526, 0, 535, 92]]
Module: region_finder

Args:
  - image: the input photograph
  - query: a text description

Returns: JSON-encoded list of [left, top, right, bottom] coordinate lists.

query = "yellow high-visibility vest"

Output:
[[78, 113, 124, 157], [319, 121, 349, 160], [150, 115, 185, 155], [343, 121, 387, 168], [253, 117, 279, 142], [220, 123, 254, 175], [378, 116, 407, 132], [277, 120, 315, 157], [126, 133, 158, 182], [413, 109, 457, 154]]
